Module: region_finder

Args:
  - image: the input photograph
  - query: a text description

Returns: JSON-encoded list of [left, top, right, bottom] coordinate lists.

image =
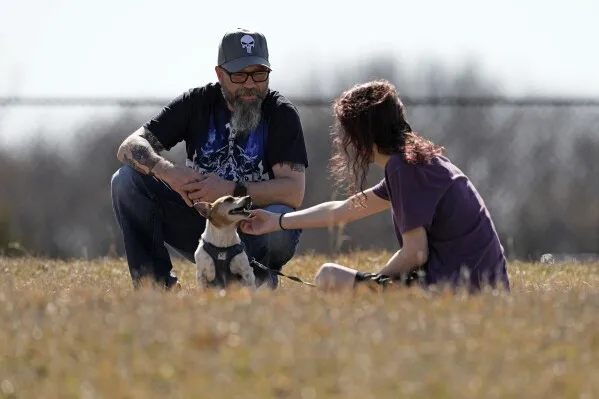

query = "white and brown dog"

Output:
[[193, 195, 256, 291]]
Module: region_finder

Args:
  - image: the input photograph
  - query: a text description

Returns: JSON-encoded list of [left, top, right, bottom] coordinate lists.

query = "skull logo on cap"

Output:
[[240, 35, 255, 54]]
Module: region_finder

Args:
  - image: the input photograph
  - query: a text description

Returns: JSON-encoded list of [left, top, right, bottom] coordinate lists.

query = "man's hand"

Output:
[[153, 160, 206, 207], [180, 173, 235, 204]]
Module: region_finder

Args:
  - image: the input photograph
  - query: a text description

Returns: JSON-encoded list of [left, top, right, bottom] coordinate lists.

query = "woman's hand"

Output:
[[240, 209, 280, 235]]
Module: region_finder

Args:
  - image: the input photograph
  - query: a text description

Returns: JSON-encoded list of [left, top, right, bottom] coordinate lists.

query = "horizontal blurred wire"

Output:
[[2, 96, 599, 107]]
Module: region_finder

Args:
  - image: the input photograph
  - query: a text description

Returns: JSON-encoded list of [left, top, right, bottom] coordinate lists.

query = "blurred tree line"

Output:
[[0, 56, 597, 262]]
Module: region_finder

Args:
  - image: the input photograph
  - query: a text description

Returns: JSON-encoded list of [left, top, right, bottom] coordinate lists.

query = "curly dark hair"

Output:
[[330, 79, 444, 202]]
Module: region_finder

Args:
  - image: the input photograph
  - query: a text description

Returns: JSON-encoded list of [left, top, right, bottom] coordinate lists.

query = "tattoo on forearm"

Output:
[[141, 129, 165, 153], [281, 162, 305, 173], [122, 152, 148, 174], [120, 129, 164, 176], [122, 146, 159, 175]]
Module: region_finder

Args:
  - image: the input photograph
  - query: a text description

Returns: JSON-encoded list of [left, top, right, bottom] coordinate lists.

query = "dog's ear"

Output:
[[194, 202, 212, 219]]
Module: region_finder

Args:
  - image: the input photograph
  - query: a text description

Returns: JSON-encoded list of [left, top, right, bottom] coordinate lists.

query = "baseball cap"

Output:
[[217, 28, 270, 73]]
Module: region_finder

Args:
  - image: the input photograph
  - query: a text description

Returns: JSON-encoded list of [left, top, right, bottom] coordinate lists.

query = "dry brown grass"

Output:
[[1, 251, 599, 398]]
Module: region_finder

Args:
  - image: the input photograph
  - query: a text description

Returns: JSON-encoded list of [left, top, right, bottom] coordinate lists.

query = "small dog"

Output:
[[193, 195, 256, 291]]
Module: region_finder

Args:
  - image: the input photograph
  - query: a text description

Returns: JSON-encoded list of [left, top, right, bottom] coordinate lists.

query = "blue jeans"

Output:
[[110, 165, 302, 289]]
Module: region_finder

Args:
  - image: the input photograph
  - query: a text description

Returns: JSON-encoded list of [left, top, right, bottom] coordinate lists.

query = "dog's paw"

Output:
[[196, 270, 209, 290], [195, 250, 216, 290], [230, 254, 256, 289], [241, 271, 256, 289]]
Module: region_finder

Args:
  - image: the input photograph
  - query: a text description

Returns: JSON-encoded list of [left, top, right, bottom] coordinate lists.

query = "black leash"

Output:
[[249, 258, 316, 287], [249, 259, 426, 290]]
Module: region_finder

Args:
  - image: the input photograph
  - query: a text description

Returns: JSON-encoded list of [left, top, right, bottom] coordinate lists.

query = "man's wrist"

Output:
[[233, 180, 248, 197], [150, 158, 172, 179]]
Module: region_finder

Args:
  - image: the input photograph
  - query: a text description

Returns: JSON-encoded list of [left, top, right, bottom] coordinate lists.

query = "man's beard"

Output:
[[221, 86, 267, 139]]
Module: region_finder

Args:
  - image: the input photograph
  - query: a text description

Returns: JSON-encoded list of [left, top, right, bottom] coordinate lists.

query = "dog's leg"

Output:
[[230, 252, 256, 289], [195, 247, 216, 290]]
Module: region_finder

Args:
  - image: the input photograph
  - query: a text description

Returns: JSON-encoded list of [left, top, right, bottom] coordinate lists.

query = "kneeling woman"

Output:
[[241, 80, 510, 292]]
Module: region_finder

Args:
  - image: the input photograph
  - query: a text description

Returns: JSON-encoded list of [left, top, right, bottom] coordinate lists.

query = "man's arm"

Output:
[[117, 88, 193, 175], [117, 127, 205, 206], [257, 100, 308, 209], [245, 161, 306, 209], [116, 127, 170, 176]]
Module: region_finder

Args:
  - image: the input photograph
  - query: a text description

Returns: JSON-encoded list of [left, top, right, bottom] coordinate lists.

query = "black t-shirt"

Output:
[[143, 82, 308, 183]]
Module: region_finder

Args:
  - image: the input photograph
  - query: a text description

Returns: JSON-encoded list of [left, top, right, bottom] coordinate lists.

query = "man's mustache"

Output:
[[235, 88, 264, 99]]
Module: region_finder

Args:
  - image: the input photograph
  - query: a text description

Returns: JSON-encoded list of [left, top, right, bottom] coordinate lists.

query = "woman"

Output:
[[241, 80, 510, 293]]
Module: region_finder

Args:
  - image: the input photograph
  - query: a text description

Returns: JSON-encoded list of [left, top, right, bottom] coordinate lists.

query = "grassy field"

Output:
[[1, 252, 599, 398]]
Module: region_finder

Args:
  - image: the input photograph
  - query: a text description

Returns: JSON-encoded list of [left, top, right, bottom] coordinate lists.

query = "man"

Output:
[[110, 28, 308, 290]]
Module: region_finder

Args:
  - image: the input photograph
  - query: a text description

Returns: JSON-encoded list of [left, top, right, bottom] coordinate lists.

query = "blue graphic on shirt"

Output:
[[186, 111, 270, 183]]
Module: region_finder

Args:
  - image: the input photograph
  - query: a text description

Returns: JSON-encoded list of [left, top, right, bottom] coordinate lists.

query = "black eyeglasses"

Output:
[[221, 68, 271, 84]]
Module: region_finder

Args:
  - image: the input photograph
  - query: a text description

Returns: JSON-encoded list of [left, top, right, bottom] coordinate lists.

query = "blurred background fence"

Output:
[[1, 81, 598, 262]]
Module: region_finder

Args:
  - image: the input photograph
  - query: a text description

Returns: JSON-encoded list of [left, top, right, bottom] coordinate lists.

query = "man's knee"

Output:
[[111, 165, 139, 201], [247, 228, 300, 266], [267, 228, 301, 266], [111, 165, 159, 207], [110, 165, 160, 228]]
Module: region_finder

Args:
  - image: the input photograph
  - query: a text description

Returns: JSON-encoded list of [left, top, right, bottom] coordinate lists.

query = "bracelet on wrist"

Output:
[[278, 213, 287, 230]]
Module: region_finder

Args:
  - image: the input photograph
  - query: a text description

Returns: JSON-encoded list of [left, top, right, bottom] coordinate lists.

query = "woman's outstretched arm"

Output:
[[240, 188, 390, 235]]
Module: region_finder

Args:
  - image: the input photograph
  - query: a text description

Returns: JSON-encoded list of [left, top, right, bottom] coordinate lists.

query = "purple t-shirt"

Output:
[[372, 154, 510, 291]]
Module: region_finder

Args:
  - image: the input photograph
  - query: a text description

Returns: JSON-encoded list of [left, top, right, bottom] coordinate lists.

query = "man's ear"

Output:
[[215, 66, 223, 83], [194, 202, 212, 219]]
